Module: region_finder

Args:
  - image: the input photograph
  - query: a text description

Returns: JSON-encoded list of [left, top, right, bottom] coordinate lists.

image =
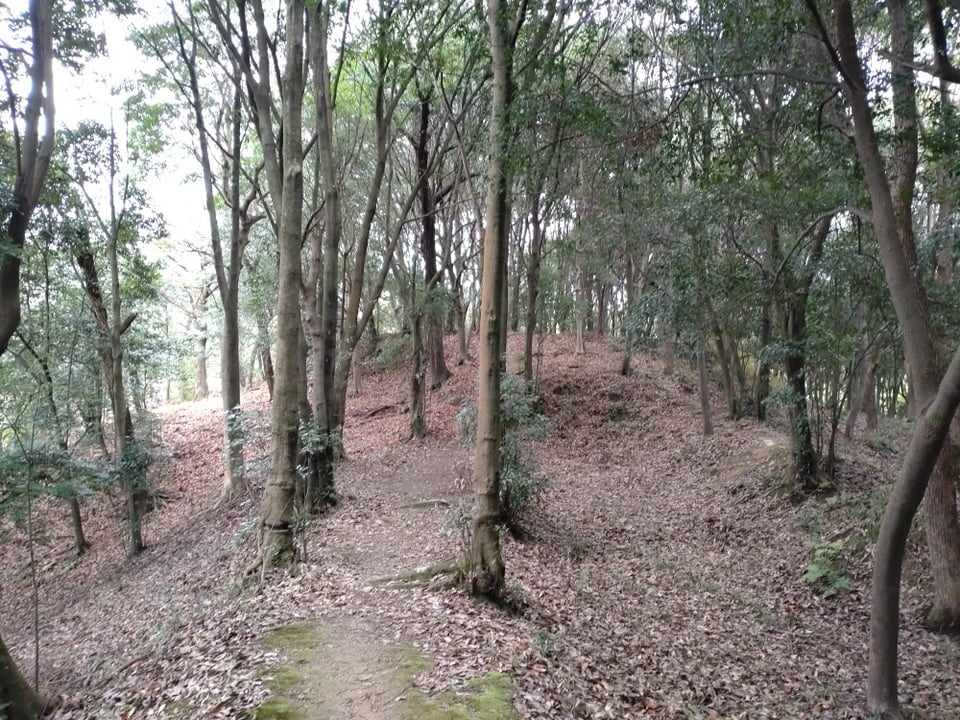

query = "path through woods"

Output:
[[1, 334, 958, 719]]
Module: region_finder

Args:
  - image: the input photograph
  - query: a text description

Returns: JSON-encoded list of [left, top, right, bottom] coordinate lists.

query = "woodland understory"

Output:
[[2, 334, 958, 720]]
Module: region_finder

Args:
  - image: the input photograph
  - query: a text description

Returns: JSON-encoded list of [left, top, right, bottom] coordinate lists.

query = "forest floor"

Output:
[[2, 332, 959, 719]]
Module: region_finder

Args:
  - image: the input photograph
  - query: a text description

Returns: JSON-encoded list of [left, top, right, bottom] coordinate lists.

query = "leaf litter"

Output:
[[0, 332, 957, 719]]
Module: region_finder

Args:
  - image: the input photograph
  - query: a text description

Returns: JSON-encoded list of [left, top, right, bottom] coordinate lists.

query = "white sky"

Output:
[[56, 10, 208, 277]]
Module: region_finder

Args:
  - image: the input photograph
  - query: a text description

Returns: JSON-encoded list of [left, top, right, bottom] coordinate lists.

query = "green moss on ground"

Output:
[[254, 622, 516, 720], [386, 643, 514, 720]]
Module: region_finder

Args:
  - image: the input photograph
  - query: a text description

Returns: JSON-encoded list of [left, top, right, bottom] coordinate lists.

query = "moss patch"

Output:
[[254, 622, 516, 720], [386, 643, 515, 720], [256, 624, 330, 720]]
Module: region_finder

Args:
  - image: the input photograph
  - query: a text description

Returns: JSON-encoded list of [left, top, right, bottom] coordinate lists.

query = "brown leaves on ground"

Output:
[[1, 332, 958, 719]]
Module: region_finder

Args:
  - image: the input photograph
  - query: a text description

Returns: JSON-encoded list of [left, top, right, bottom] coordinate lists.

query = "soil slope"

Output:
[[1, 333, 957, 719]]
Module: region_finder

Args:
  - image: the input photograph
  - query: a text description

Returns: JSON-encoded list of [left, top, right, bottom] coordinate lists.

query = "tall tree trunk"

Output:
[[254, 0, 305, 569], [509, 228, 522, 333], [755, 293, 773, 420], [596, 283, 607, 336], [414, 93, 450, 391], [261, 343, 275, 399], [455, 294, 469, 365], [469, 0, 529, 600], [863, 360, 879, 433], [711, 320, 738, 419], [0, 0, 54, 356], [310, 1, 341, 509], [75, 243, 142, 554], [523, 192, 544, 383], [845, 309, 872, 439]]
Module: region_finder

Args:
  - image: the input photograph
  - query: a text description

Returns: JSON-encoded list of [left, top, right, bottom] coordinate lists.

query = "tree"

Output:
[[205, 0, 308, 566], [413, 91, 451, 391], [162, 1, 264, 500], [62, 114, 166, 557], [0, 2, 59, 714], [806, 0, 960, 712], [469, 0, 538, 599], [244, 0, 306, 569], [0, 0, 55, 356]]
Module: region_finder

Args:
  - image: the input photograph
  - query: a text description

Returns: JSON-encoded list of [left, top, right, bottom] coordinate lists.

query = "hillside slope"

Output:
[[1, 333, 957, 719]]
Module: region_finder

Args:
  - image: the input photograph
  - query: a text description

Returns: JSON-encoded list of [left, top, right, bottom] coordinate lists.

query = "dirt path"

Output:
[[257, 622, 402, 720]]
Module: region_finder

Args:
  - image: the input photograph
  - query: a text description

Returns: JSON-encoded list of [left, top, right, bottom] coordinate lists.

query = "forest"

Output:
[[1, 0, 960, 718]]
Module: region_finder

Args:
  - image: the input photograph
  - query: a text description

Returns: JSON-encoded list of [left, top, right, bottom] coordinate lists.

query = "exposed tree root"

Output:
[[371, 557, 463, 590], [398, 498, 451, 510]]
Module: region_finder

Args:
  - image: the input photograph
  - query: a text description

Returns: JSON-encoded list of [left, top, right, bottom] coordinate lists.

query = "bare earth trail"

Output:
[[1, 334, 958, 718]]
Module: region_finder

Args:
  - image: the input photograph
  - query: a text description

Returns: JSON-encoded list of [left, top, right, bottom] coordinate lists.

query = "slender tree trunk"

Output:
[[523, 193, 544, 383], [509, 229, 522, 333], [414, 94, 450, 391], [867, 343, 960, 715], [75, 243, 142, 554], [70, 497, 89, 556], [409, 310, 426, 439], [499, 241, 509, 364], [697, 331, 713, 436], [221, 284, 245, 500], [863, 360, 879, 432], [596, 283, 607, 336], [172, 9, 251, 500], [194, 287, 209, 399], [260, 341, 275, 399], [0, 0, 55, 356], [756, 293, 773, 420], [845, 313, 871, 439], [256, 0, 305, 569], [455, 294, 469, 365], [469, 0, 528, 600], [713, 323, 738, 419], [0, 7, 56, 696], [310, 1, 341, 509], [784, 301, 818, 493]]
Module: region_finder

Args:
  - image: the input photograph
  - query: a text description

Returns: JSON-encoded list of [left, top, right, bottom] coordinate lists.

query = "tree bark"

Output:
[[697, 331, 713, 436], [414, 94, 451, 391], [783, 218, 829, 492], [309, 1, 341, 510], [409, 310, 426, 440], [523, 192, 544, 383], [469, 0, 527, 600], [0, 630, 51, 720], [0, 0, 55, 356], [755, 293, 773, 420], [844, 309, 872, 439], [253, 0, 305, 568], [75, 241, 142, 555], [192, 285, 210, 399]]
